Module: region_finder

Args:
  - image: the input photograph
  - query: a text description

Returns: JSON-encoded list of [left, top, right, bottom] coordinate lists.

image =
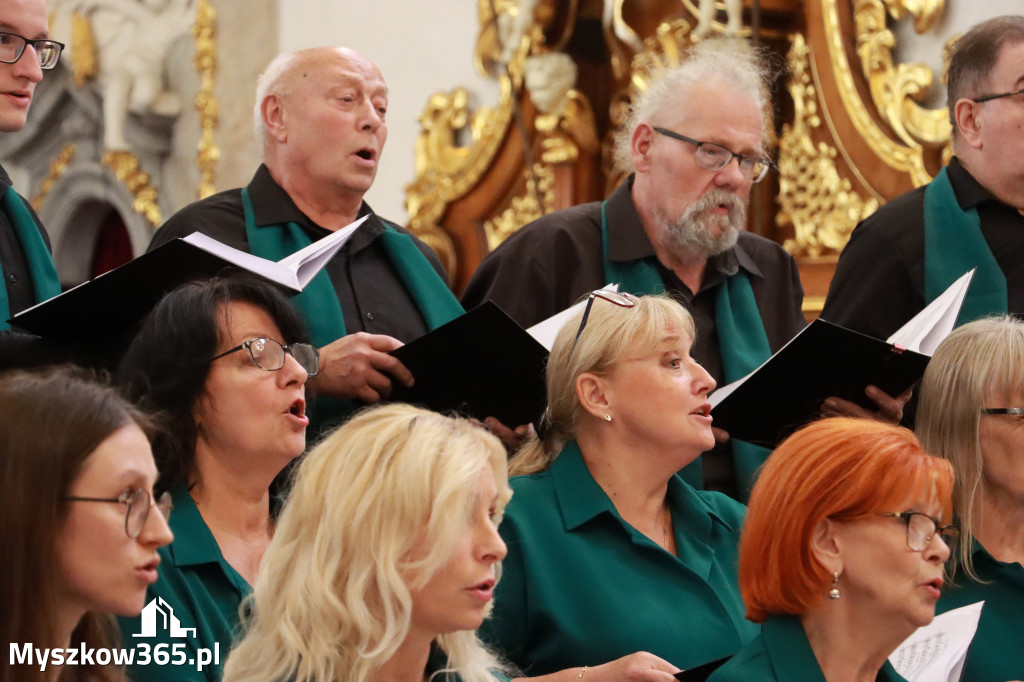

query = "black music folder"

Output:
[[709, 319, 930, 448], [9, 219, 365, 345], [710, 269, 975, 449], [388, 301, 548, 427]]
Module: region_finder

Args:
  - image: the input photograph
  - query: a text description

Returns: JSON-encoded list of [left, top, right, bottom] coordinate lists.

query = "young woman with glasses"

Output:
[[917, 316, 1024, 682], [117, 273, 316, 682], [707, 417, 955, 682], [482, 293, 756, 678], [0, 366, 172, 682]]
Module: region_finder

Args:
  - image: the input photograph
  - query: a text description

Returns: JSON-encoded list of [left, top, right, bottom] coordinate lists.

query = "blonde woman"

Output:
[[483, 293, 756, 678], [917, 316, 1024, 682], [222, 403, 512, 682]]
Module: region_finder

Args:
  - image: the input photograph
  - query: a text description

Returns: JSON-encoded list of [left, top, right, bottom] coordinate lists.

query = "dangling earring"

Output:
[[828, 571, 841, 600], [602, 413, 612, 422]]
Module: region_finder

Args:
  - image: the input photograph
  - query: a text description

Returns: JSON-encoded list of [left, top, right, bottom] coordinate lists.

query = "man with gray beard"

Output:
[[463, 38, 905, 498]]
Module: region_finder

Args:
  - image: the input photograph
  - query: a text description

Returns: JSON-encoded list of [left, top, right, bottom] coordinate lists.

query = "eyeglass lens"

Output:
[[125, 490, 173, 539], [694, 143, 769, 181], [247, 338, 319, 376], [0, 33, 63, 69], [904, 512, 957, 552]]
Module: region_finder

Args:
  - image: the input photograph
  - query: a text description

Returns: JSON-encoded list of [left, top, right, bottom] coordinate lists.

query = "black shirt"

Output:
[[0, 163, 52, 321], [150, 164, 449, 344], [462, 177, 807, 496], [822, 157, 1024, 338]]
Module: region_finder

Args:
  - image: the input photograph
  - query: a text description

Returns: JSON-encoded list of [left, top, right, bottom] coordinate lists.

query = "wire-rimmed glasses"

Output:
[[571, 290, 637, 353], [971, 87, 1024, 104], [878, 511, 959, 553], [0, 31, 64, 70], [65, 489, 173, 539], [212, 337, 320, 377], [981, 407, 1024, 415], [652, 126, 773, 182]]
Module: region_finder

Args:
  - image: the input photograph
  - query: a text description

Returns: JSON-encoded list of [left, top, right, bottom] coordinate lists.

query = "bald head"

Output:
[[254, 46, 386, 151]]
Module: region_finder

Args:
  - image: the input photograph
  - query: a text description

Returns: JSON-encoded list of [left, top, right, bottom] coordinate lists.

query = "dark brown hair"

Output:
[[947, 15, 1024, 130]]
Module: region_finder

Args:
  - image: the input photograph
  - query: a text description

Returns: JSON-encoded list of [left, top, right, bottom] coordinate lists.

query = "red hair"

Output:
[[739, 417, 954, 623]]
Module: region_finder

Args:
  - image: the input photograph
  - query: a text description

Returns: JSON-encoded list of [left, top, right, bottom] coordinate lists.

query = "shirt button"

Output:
[[8, 273, 15, 285], [366, 312, 374, 321]]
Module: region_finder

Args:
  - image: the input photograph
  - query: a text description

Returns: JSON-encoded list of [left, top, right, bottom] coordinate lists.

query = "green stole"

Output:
[[923, 166, 1007, 326], [0, 186, 61, 331], [600, 202, 771, 499], [241, 188, 464, 431]]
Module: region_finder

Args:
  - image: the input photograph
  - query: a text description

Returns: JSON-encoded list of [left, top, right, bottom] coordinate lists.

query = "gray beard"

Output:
[[657, 189, 745, 262]]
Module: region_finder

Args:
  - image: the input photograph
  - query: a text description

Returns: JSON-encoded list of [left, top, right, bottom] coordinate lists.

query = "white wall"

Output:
[[278, 0, 500, 224]]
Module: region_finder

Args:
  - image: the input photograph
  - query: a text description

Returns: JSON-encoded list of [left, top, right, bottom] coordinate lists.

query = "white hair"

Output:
[[613, 37, 774, 175], [253, 51, 301, 154]]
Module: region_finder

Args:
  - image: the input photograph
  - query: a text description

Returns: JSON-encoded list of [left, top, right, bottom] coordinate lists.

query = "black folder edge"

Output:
[[673, 656, 730, 681], [10, 238, 277, 346], [710, 319, 930, 448], [387, 301, 549, 427]]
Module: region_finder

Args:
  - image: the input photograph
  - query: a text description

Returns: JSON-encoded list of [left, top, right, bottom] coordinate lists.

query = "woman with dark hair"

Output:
[[117, 274, 316, 682], [0, 366, 173, 682], [708, 418, 955, 681]]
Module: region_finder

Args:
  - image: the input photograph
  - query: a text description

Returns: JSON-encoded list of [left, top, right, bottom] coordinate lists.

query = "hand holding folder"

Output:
[[709, 270, 975, 448]]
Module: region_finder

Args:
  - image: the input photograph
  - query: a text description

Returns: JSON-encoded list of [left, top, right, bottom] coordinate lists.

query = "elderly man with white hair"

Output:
[[150, 47, 463, 433]]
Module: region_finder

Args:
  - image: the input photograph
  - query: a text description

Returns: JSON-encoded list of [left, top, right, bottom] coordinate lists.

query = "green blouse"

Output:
[[707, 615, 908, 682], [936, 543, 1024, 682], [481, 441, 758, 675], [118, 483, 251, 681]]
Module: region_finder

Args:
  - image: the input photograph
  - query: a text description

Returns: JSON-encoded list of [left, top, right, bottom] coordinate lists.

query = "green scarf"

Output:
[[923, 166, 1007, 326], [0, 186, 61, 331], [600, 201, 771, 499], [241, 188, 464, 430]]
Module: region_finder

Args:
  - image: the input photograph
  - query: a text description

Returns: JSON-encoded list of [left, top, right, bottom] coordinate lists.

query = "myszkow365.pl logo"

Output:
[[10, 597, 220, 673]]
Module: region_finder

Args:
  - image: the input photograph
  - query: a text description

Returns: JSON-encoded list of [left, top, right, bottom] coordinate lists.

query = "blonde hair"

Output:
[[917, 316, 1024, 578], [223, 404, 513, 682], [511, 294, 696, 475], [613, 37, 774, 175]]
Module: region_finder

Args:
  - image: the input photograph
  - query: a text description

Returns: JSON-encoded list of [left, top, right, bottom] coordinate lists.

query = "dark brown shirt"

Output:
[[150, 164, 449, 344]]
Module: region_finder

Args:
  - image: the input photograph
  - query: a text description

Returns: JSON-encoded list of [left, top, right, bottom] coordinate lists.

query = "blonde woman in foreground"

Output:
[[222, 403, 513, 682]]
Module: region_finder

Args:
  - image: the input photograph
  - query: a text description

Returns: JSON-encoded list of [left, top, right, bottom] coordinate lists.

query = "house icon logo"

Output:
[[133, 597, 197, 639]]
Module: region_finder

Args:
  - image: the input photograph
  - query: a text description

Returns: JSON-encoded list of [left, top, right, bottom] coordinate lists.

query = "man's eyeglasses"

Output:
[[212, 337, 320, 377], [66, 489, 173, 539], [971, 88, 1024, 104], [571, 290, 637, 352], [0, 32, 64, 70], [878, 511, 959, 553], [652, 127, 773, 183]]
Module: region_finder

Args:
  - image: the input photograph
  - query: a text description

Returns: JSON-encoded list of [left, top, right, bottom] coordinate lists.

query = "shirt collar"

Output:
[[947, 156, 1002, 212], [165, 482, 224, 567], [762, 615, 906, 681], [550, 440, 736, 540], [245, 164, 385, 240], [0, 162, 11, 190], [605, 175, 764, 283]]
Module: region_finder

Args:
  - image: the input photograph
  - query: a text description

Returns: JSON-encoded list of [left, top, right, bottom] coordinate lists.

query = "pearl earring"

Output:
[[828, 571, 841, 600]]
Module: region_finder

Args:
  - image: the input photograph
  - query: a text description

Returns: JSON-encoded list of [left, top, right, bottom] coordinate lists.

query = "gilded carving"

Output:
[[102, 150, 161, 226], [778, 34, 878, 258], [854, 0, 951, 148], [31, 144, 77, 211], [821, 0, 947, 189], [483, 163, 555, 251], [192, 0, 219, 199]]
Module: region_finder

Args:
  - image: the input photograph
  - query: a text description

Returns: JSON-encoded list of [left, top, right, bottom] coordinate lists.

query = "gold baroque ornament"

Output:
[[31, 144, 77, 211], [854, 0, 951, 149], [102, 150, 161, 226], [192, 0, 219, 199], [778, 34, 878, 258], [483, 163, 555, 251], [821, 0, 944, 189]]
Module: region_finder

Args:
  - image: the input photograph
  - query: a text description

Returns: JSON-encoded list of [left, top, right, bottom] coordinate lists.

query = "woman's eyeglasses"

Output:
[[878, 511, 959, 553], [571, 290, 637, 353], [212, 337, 320, 377], [65, 489, 173, 539]]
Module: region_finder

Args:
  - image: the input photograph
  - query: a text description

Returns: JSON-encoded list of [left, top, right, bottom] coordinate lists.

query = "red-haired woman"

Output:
[[708, 417, 957, 682]]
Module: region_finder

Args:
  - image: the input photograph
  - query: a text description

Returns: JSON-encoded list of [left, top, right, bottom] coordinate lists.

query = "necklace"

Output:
[[662, 502, 673, 552]]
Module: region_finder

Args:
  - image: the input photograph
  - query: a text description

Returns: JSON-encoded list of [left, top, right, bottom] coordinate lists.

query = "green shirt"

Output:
[[118, 483, 251, 681], [936, 543, 1024, 682], [481, 441, 758, 675], [708, 615, 908, 682]]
